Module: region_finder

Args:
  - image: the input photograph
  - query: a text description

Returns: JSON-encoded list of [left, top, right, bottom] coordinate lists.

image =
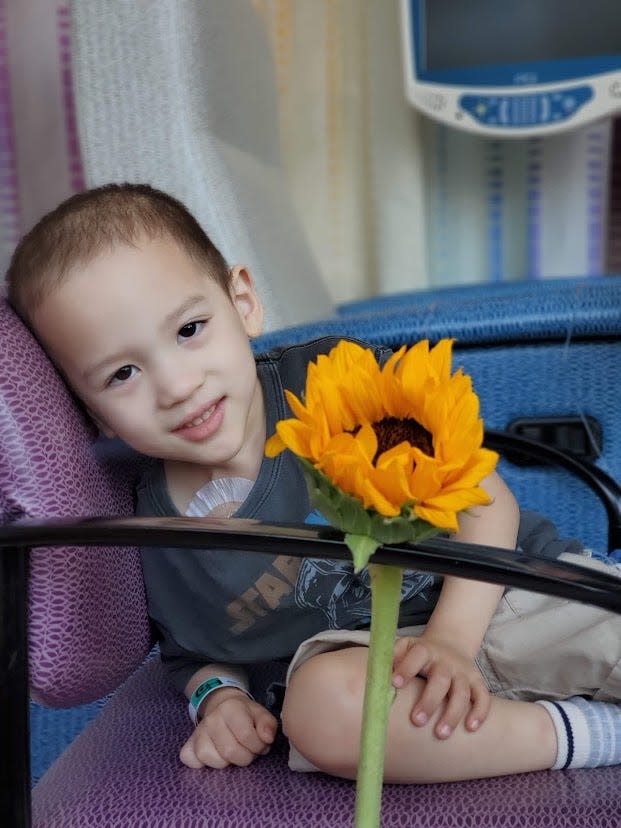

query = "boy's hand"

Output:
[[179, 689, 278, 769], [392, 634, 490, 740]]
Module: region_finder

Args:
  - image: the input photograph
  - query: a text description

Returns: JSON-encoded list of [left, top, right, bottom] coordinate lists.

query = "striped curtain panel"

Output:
[[1, 1, 618, 300], [0, 1, 83, 278]]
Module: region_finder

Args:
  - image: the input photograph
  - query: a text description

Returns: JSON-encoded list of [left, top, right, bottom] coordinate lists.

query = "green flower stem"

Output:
[[355, 562, 403, 828]]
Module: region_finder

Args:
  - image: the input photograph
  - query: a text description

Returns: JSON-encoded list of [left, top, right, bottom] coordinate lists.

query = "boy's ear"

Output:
[[229, 265, 264, 338], [87, 408, 116, 439]]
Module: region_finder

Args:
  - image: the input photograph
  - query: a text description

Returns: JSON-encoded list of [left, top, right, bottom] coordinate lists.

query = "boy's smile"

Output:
[[32, 233, 266, 490], [172, 397, 225, 441]]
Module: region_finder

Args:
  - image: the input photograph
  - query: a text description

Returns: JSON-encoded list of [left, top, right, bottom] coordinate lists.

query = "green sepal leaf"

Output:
[[344, 533, 381, 573]]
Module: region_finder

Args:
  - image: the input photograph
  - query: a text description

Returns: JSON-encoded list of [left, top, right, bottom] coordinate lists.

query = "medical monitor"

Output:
[[400, 0, 621, 136]]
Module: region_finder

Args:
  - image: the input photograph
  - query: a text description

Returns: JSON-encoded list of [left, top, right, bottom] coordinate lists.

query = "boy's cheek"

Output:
[[86, 407, 116, 439]]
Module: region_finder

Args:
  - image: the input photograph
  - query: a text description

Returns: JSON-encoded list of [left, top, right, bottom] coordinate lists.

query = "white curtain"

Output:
[[1, 0, 430, 306], [1, 1, 615, 305], [252, 0, 429, 302]]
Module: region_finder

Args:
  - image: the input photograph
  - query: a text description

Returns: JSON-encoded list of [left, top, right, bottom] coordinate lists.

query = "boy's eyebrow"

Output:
[[82, 294, 208, 382], [162, 294, 208, 328]]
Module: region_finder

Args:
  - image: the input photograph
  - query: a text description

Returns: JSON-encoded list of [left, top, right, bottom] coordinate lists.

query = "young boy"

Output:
[[7, 183, 621, 783]]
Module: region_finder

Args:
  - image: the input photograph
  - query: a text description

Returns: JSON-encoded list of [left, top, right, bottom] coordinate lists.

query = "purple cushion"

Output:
[[0, 298, 151, 705], [32, 658, 621, 827]]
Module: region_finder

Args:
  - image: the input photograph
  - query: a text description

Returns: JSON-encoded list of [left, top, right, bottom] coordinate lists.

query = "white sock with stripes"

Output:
[[537, 696, 621, 770]]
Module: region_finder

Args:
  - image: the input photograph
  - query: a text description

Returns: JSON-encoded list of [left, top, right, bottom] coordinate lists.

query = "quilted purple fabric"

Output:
[[32, 658, 621, 828], [0, 298, 151, 705]]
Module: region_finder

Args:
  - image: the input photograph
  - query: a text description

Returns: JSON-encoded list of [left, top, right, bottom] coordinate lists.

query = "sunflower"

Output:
[[265, 338, 498, 533], [266, 338, 499, 827]]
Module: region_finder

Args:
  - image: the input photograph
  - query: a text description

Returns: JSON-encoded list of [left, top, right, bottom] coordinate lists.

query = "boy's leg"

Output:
[[282, 645, 557, 783], [282, 554, 621, 781]]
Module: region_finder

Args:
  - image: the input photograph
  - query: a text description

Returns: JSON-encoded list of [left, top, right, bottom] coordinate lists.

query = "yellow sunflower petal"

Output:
[[264, 432, 286, 457], [284, 389, 312, 424], [407, 450, 445, 500], [337, 382, 383, 430], [360, 477, 402, 517], [385, 342, 429, 416], [355, 423, 379, 464], [271, 419, 315, 459], [440, 450, 499, 491], [428, 338, 455, 383], [414, 502, 459, 532]]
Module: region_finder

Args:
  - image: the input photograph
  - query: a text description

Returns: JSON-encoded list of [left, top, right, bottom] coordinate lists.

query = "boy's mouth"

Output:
[[184, 404, 216, 428], [174, 399, 221, 433]]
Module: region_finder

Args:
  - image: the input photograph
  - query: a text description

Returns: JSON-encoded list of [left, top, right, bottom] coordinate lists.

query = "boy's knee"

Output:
[[282, 646, 367, 777]]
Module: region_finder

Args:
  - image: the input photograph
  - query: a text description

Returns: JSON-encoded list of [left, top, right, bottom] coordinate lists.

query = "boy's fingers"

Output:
[[410, 668, 451, 725], [179, 735, 205, 768], [254, 708, 278, 743], [227, 705, 274, 756], [392, 637, 410, 660], [183, 701, 271, 769], [392, 641, 430, 685], [209, 716, 258, 767], [466, 680, 491, 731], [257, 712, 278, 755], [180, 728, 229, 769], [435, 675, 470, 737]]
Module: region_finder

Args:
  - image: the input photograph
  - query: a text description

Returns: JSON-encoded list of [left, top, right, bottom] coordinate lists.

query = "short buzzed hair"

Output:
[[6, 182, 230, 324]]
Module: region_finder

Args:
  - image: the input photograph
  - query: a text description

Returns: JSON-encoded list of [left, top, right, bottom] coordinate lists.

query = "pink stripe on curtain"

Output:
[[1, 0, 84, 271], [0, 0, 21, 250], [57, 5, 84, 193]]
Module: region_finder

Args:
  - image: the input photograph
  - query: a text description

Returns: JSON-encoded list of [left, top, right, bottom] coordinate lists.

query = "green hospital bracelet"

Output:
[[188, 676, 253, 725]]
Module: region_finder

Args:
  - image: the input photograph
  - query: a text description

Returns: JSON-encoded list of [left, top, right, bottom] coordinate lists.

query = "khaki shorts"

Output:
[[286, 553, 621, 772]]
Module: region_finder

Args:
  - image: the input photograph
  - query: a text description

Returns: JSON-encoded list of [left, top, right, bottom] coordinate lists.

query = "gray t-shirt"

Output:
[[136, 337, 583, 693]]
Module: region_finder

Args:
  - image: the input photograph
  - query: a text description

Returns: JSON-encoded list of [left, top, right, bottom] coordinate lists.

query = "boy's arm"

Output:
[[425, 471, 519, 654], [392, 472, 520, 738], [179, 663, 278, 770]]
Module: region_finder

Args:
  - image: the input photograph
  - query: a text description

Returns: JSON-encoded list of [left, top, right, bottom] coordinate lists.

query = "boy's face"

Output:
[[32, 234, 266, 480]]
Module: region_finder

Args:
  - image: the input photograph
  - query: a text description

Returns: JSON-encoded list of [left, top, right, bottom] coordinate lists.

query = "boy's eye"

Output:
[[109, 365, 137, 385], [178, 320, 205, 340]]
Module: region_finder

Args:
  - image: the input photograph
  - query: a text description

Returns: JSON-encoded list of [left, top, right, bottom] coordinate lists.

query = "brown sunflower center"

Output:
[[352, 416, 434, 463]]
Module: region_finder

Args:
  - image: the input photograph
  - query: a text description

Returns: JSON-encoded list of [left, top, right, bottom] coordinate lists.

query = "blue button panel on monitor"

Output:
[[459, 85, 593, 128]]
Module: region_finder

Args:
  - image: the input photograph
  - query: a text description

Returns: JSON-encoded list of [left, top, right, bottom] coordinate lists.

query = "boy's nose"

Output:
[[155, 362, 204, 408]]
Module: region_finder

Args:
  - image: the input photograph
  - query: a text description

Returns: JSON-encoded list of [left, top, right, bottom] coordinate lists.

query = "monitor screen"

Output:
[[423, 0, 621, 73]]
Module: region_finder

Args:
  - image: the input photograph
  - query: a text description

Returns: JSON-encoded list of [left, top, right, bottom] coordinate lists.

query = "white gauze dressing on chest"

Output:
[[185, 478, 255, 518]]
